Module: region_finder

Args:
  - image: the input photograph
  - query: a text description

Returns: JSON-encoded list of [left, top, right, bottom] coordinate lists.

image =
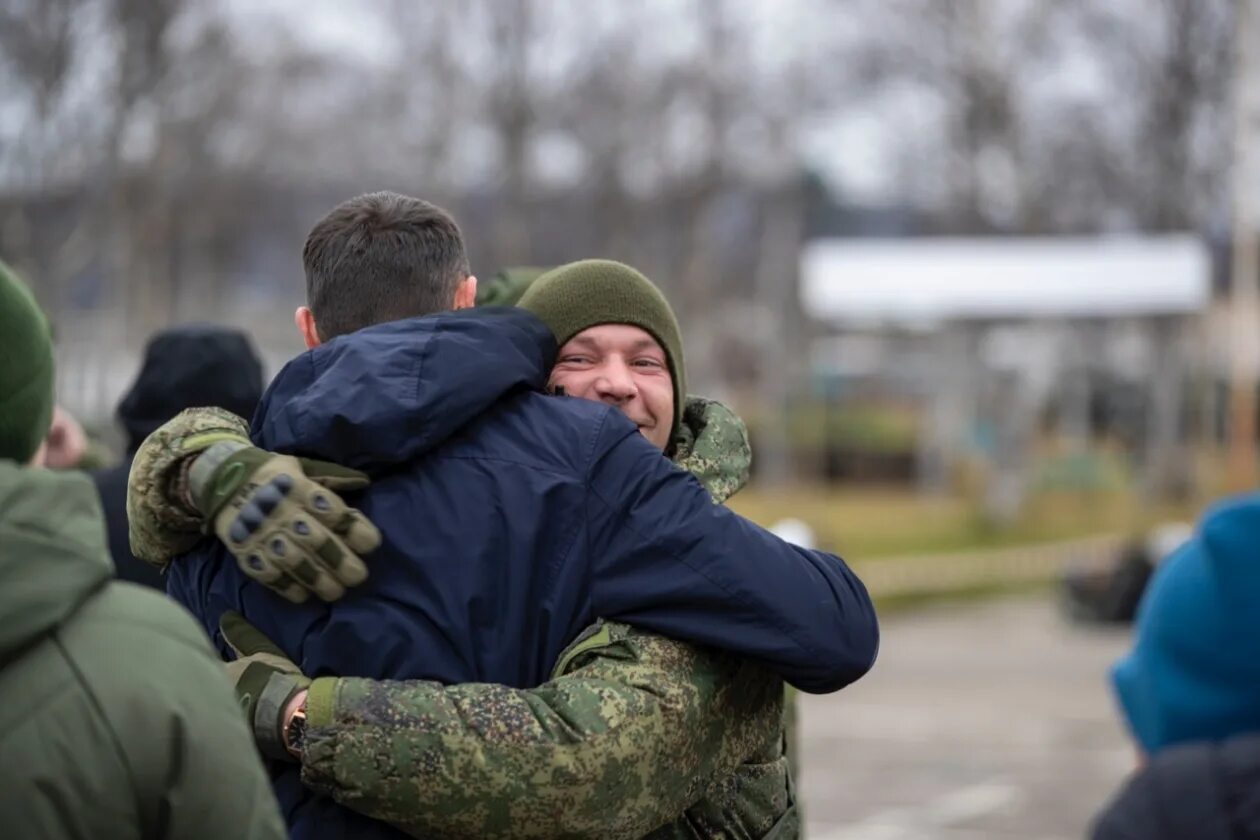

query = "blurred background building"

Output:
[[801, 236, 1210, 511]]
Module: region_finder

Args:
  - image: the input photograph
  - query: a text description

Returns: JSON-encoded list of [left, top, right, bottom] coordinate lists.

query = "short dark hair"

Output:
[[302, 192, 470, 340]]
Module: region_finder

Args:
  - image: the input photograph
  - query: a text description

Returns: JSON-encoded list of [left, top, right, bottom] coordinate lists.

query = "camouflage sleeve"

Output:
[[127, 407, 252, 567], [300, 620, 783, 840], [671, 395, 751, 505]]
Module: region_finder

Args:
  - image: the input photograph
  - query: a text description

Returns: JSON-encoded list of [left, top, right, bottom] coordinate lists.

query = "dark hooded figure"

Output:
[[92, 325, 264, 588], [1091, 492, 1260, 840]]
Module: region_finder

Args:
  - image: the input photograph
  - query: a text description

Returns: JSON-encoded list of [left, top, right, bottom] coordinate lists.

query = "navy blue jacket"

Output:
[[167, 307, 878, 840], [1091, 734, 1260, 840]]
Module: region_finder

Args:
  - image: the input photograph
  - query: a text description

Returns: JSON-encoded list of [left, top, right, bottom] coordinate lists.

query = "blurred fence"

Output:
[[853, 534, 1124, 600]]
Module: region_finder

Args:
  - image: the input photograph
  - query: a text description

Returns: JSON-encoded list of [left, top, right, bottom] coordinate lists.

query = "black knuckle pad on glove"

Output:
[[229, 502, 267, 544], [234, 552, 284, 585], [266, 534, 293, 561], [306, 488, 345, 525], [271, 473, 295, 495], [253, 483, 285, 516], [229, 519, 251, 544]]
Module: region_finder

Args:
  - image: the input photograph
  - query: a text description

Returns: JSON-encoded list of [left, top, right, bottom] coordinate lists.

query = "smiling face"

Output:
[[549, 323, 675, 451]]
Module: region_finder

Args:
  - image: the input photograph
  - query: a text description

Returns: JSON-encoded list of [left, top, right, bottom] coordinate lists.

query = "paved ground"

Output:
[[797, 594, 1135, 840]]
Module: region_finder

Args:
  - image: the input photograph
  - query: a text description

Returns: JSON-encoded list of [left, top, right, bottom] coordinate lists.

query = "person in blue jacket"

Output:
[[157, 192, 878, 839], [1091, 494, 1260, 839]]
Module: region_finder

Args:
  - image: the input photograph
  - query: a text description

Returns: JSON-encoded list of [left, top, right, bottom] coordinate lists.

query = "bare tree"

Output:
[[1076, 0, 1234, 231]]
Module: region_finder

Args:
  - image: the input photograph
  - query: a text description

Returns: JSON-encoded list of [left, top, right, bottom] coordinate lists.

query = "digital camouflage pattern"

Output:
[[127, 406, 251, 567], [671, 395, 752, 504], [304, 621, 791, 840], [125, 397, 798, 838], [675, 395, 800, 796]]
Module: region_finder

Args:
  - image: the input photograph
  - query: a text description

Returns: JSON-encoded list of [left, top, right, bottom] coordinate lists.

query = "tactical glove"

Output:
[[221, 611, 310, 763], [190, 440, 381, 603]]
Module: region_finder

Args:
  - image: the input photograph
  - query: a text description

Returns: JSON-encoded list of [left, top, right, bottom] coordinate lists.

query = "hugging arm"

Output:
[[285, 622, 783, 840], [585, 414, 879, 693]]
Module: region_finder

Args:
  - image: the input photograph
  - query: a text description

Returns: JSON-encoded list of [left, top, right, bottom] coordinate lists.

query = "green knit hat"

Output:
[[476, 266, 551, 307], [0, 260, 55, 463], [518, 259, 686, 442]]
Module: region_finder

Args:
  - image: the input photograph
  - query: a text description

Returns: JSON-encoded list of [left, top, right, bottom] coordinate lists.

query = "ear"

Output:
[[453, 275, 478, 310], [295, 306, 322, 349]]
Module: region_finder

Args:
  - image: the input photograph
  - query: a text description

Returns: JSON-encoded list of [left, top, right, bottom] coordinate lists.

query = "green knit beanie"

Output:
[[0, 260, 55, 463], [518, 259, 686, 441], [476, 266, 551, 307]]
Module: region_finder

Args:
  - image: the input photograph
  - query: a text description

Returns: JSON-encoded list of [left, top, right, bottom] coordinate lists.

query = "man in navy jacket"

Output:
[[159, 193, 877, 839]]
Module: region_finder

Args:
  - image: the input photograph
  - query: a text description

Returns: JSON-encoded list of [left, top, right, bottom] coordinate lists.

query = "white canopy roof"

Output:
[[800, 235, 1212, 323]]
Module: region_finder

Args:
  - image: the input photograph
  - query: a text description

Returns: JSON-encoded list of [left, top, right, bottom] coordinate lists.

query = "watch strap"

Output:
[[255, 672, 302, 762]]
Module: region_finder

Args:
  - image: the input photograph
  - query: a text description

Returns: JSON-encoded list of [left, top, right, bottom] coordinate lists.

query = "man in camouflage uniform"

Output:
[[477, 263, 802, 797], [131, 395, 796, 839]]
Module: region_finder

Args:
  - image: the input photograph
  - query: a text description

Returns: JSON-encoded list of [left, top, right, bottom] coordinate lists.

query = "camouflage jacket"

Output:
[[126, 397, 797, 839], [127, 405, 252, 566]]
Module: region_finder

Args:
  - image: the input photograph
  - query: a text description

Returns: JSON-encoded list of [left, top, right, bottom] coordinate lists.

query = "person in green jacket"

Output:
[[0, 261, 287, 840], [127, 256, 806, 837]]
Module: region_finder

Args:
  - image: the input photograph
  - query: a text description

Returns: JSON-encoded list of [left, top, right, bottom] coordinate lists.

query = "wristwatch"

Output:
[[283, 699, 308, 759]]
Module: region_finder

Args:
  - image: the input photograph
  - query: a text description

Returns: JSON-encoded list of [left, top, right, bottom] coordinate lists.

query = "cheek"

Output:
[[549, 370, 594, 398], [639, 377, 674, 419]]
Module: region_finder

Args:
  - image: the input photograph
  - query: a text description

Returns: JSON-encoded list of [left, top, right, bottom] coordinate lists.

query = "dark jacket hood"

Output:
[[0, 461, 112, 663], [118, 324, 264, 451], [252, 307, 556, 470]]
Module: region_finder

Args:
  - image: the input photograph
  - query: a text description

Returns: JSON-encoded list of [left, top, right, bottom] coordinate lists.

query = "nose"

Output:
[[594, 357, 638, 404]]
